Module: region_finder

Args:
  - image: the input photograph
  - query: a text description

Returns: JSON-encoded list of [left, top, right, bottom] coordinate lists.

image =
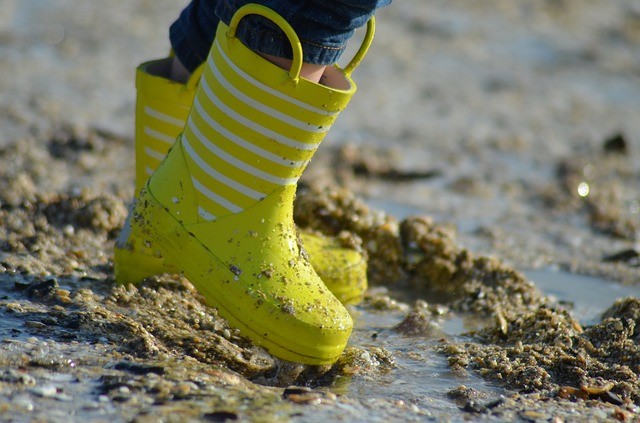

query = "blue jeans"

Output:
[[170, 0, 391, 73]]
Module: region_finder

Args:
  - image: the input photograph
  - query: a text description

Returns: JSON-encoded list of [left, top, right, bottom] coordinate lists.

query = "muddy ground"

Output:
[[1, 0, 640, 422]]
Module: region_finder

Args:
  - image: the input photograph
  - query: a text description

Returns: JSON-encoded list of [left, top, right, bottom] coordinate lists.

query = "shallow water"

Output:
[[342, 305, 504, 417], [3, 267, 636, 421], [344, 269, 640, 415], [526, 268, 640, 325]]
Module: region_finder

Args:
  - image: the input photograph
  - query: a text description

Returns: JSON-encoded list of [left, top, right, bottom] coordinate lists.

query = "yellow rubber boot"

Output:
[[116, 5, 375, 364], [114, 21, 368, 305]]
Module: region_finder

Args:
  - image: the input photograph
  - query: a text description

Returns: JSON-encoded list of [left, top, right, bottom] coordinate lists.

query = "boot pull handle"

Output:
[[227, 4, 303, 83], [344, 17, 375, 78], [227, 4, 375, 84]]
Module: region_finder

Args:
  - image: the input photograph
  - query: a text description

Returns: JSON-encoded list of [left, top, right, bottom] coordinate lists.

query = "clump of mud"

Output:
[[440, 298, 640, 408], [294, 185, 544, 318]]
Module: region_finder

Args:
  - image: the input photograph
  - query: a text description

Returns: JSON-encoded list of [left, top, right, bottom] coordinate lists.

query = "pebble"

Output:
[[62, 225, 75, 236], [81, 401, 102, 411], [203, 411, 239, 421], [173, 382, 198, 398], [110, 385, 131, 402], [520, 410, 547, 422], [5, 302, 23, 313]]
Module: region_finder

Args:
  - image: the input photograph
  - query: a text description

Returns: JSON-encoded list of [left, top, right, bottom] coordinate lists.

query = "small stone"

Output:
[[601, 391, 624, 406], [519, 410, 547, 422], [62, 224, 75, 236], [602, 249, 639, 264], [462, 400, 484, 413], [172, 383, 194, 398], [4, 302, 23, 313], [110, 385, 131, 402], [283, 386, 313, 397], [602, 133, 628, 154], [53, 393, 73, 402], [0, 370, 36, 386]]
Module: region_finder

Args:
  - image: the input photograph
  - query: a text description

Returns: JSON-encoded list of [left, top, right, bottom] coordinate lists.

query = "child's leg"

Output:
[[169, 0, 390, 74]]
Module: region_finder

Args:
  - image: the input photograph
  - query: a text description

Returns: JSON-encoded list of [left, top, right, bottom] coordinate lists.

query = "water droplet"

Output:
[[577, 182, 589, 197]]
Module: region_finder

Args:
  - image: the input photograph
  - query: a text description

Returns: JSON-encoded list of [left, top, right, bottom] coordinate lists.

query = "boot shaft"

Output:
[[173, 18, 361, 221]]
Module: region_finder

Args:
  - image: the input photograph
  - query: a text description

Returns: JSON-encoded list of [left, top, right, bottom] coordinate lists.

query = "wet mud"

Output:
[[0, 128, 638, 421], [2, 0, 640, 421]]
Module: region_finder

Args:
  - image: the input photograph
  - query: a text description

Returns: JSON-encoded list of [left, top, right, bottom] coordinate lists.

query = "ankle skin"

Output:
[[171, 52, 329, 85]]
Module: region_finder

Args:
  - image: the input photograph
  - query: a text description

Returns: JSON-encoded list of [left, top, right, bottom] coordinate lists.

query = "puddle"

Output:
[[526, 268, 640, 325], [333, 198, 640, 417], [340, 268, 640, 417], [341, 305, 505, 417], [365, 196, 506, 234]]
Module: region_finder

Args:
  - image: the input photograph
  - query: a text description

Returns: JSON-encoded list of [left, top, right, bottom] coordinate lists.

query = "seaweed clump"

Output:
[[294, 185, 543, 318], [440, 298, 640, 405]]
